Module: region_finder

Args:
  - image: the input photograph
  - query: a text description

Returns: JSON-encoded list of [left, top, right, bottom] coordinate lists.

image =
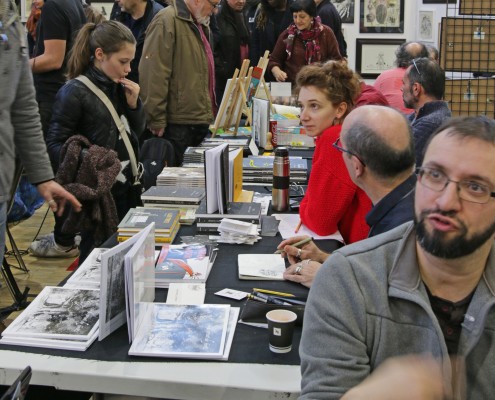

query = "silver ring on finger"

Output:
[[295, 263, 303, 275], [296, 248, 302, 258]]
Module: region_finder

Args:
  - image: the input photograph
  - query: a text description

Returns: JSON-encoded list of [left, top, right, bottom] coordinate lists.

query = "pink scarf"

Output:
[[285, 16, 323, 64]]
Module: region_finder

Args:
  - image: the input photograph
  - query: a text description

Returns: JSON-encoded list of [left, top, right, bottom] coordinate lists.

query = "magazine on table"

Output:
[[155, 243, 218, 288]]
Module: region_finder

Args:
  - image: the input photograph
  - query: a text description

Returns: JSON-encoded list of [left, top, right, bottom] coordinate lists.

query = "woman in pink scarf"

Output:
[[267, 0, 342, 84]]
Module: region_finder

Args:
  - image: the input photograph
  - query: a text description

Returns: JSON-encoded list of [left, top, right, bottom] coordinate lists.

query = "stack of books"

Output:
[[117, 208, 180, 243], [156, 167, 205, 187], [201, 135, 258, 156], [195, 201, 262, 233], [182, 147, 207, 167], [242, 156, 308, 185], [141, 186, 205, 225]]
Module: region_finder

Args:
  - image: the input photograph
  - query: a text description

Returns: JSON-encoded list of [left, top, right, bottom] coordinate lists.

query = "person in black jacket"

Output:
[[249, 0, 292, 78], [110, 0, 164, 84], [212, 0, 250, 101], [33, 21, 146, 262], [314, 0, 346, 58]]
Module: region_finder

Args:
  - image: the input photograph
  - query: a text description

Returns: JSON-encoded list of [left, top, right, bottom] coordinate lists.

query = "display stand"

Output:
[[211, 51, 274, 136]]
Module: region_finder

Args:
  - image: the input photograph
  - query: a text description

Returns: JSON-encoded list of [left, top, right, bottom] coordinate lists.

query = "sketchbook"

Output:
[[237, 254, 286, 280], [128, 303, 233, 359]]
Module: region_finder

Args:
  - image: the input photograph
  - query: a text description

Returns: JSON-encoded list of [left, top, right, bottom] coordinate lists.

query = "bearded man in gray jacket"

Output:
[[0, 0, 81, 265], [300, 116, 495, 400]]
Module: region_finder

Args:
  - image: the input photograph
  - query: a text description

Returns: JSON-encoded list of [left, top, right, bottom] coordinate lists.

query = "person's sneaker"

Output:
[[29, 233, 79, 258]]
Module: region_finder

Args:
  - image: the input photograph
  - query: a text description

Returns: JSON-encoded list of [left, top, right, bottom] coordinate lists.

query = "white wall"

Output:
[[341, 1, 451, 83], [91, 0, 452, 83]]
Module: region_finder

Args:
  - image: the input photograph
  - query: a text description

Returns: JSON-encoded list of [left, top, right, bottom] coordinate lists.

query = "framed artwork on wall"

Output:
[[418, 9, 435, 42], [355, 38, 405, 78], [331, 0, 355, 24], [459, 0, 495, 15], [422, 0, 455, 3], [360, 0, 404, 33]]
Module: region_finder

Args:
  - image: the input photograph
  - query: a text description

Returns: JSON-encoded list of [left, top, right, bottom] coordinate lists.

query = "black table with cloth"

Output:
[[0, 221, 341, 366]]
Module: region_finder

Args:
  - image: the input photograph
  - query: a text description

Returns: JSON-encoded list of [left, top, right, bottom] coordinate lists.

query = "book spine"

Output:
[[141, 199, 202, 205], [196, 217, 260, 224]]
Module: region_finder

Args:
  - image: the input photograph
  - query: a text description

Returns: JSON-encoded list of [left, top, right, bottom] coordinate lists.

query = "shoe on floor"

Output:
[[29, 233, 79, 258]]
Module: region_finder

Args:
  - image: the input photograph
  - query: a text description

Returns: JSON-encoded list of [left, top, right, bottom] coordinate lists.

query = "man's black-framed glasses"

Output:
[[332, 138, 366, 166], [206, 0, 220, 9], [416, 166, 495, 204]]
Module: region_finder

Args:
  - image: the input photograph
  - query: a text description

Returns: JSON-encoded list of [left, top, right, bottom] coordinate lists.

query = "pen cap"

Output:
[[272, 147, 290, 212]]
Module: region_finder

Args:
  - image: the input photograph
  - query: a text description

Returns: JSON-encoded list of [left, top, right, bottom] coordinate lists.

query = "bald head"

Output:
[[341, 105, 415, 180], [395, 41, 429, 68]]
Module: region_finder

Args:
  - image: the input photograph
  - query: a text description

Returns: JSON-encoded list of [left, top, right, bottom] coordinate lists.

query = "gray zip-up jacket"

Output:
[[0, 6, 54, 203], [300, 221, 495, 399]]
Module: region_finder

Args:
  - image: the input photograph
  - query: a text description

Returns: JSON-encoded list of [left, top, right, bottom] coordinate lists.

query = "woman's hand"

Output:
[[119, 77, 140, 109], [284, 259, 321, 288], [276, 235, 329, 264], [271, 66, 288, 82]]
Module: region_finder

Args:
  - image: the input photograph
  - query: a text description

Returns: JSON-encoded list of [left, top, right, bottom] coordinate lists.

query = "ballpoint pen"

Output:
[[274, 236, 313, 254]]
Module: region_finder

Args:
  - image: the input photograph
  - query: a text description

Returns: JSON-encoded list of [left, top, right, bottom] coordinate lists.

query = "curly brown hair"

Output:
[[295, 60, 361, 121]]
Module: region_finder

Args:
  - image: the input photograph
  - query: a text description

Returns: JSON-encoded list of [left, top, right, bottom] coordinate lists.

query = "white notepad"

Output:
[[238, 254, 286, 280]]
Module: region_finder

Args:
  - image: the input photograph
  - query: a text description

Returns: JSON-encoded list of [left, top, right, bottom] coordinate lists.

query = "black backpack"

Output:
[[139, 137, 177, 190]]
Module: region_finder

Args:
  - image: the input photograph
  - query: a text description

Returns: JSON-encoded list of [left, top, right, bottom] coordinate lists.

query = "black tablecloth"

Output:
[[0, 222, 341, 366]]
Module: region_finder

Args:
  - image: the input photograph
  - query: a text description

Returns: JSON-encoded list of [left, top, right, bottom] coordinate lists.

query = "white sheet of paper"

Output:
[[166, 283, 206, 305], [272, 213, 344, 242], [215, 288, 249, 300]]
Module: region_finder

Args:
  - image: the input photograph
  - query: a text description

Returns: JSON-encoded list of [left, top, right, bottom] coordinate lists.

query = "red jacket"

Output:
[[299, 125, 372, 244]]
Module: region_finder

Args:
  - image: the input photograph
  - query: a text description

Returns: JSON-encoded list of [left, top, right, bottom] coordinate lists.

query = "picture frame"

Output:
[[332, 0, 355, 24], [459, 0, 495, 15], [422, 0, 455, 3], [360, 0, 404, 33], [355, 38, 405, 79], [418, 9, 435, 42]]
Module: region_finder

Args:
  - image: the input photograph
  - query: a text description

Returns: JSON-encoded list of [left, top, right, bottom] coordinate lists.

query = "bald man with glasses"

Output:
[[299, 116, 495, 400]]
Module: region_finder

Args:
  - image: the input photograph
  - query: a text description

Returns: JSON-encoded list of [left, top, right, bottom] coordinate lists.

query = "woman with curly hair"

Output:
[[267, 0, 342, 83], [296, 60, 372, 244]]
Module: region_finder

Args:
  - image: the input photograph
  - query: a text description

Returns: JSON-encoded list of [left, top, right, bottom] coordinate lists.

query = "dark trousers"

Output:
[[38, 100, 78, 248], [165, 124, 210, 166], [37, 100, 54, 140], [78, 188, 136, 266]]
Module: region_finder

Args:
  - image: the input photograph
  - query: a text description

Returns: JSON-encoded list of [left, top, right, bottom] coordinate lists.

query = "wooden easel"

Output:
[[211, 51, 274, 136]]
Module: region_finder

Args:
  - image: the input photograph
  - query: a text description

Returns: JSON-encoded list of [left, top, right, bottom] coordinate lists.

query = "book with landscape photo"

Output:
[[128, 303, 232, 359], [0, 286, 100, 350]]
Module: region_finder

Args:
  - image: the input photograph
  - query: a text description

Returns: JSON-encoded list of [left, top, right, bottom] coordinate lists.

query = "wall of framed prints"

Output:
[[440, 0, 494, 117]]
